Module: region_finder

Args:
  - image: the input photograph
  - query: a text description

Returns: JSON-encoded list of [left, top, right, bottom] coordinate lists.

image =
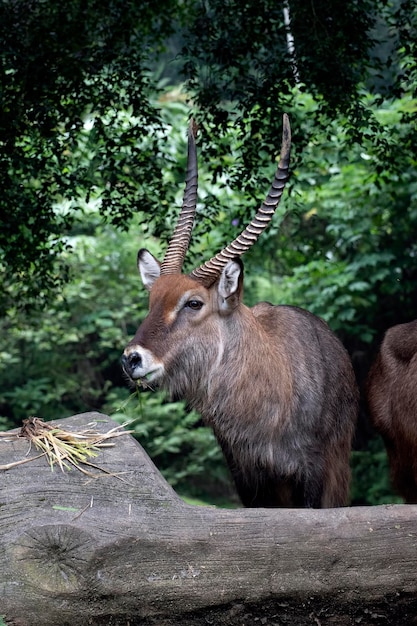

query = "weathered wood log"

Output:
[[1, 412, 417, 626]]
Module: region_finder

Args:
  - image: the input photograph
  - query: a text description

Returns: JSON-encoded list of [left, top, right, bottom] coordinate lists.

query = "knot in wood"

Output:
[[11, 524, 94, 593]]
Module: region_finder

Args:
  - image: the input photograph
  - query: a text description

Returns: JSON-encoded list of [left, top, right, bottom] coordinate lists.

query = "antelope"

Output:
[[367, 320, 417, 503], [122, 115, 359, 508]]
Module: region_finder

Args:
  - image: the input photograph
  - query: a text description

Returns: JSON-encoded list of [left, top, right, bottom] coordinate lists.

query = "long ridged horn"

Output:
[[160, 118, 199, 275], [189, 113, 291, 286]]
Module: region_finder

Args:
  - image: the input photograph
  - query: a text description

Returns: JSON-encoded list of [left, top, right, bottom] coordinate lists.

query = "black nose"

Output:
[[121, 352, 142, 375]]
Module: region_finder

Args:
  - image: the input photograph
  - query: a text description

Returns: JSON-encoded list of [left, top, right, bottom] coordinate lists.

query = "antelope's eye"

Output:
[[185, 299, 204, 311]]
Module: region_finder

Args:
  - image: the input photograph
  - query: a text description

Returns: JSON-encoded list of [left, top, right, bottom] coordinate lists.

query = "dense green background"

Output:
[[1, 0, 416, 506]]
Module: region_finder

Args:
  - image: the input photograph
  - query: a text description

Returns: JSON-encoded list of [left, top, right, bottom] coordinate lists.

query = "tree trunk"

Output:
[[1, 412, 417, 626]]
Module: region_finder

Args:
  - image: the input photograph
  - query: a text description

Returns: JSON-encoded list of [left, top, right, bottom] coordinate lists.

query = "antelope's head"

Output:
[[122, 115, 291, 389]]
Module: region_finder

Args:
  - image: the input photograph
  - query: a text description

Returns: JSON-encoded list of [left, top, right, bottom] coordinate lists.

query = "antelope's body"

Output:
[[122, 116, 359, 508], [367, 320, 417, 503]]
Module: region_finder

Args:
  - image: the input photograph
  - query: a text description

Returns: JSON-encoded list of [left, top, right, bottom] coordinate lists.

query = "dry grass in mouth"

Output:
[[0, 416, 132, 476]]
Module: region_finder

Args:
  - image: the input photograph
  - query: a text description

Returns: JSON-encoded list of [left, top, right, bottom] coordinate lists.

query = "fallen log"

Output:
[[1, 412, 417, 626]]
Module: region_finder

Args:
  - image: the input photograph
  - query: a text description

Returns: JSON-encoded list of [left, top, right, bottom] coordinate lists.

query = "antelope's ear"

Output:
[[137, 249, 161, 291], [218, 259, 243, 311]]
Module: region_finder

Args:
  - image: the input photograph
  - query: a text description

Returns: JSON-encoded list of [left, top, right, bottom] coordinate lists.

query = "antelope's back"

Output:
[[366, 320, 417, 502], [367, 319, 417, 435], [252, 301, 359, 436]]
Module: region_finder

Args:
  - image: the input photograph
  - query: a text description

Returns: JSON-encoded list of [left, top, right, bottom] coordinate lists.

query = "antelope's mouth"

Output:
[[121, 351, 164, 388], [136, 374, 159, 391], [131, 367, 164, 391]]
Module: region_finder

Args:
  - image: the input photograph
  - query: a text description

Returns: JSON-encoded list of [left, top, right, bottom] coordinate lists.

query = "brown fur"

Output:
[[123, 259, 359, 509], [367, 320, 417, 503]]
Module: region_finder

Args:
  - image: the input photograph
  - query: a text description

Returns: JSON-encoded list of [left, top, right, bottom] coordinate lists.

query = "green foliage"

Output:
[[351, 439, 403, 506], [0, 0, 185, 311], [2, 0, 416, 315], [184, 0, 375, 115], [183, 0, 416, 184]]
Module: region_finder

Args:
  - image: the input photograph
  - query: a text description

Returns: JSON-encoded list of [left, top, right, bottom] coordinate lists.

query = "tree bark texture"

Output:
[[1, 412, 417, 626]]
